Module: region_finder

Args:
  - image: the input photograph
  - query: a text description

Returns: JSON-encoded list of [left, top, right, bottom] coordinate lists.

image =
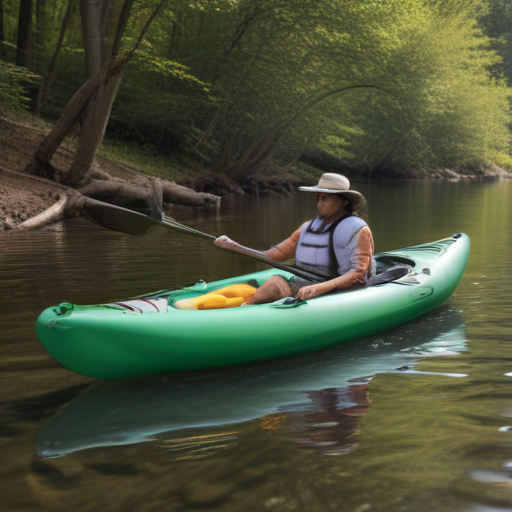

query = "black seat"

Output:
[[367, 265, 412, 286]]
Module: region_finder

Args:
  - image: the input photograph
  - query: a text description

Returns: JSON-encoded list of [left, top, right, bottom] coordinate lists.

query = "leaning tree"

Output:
[[20, 0, 218, 231]]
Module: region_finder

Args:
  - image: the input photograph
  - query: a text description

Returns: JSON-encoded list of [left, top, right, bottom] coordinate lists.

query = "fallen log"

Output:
[[78, 178, 220, 208], [0, 166, 220, 232]]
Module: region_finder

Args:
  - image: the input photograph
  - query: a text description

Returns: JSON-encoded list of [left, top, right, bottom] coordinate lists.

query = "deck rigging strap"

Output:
[[107, 298, 169, 314]]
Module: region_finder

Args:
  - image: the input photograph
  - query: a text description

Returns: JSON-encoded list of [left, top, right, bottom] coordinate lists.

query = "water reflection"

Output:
[[276, 384, 371, 456], [37, 308, 466, 459], [2, 178, 512, 512]]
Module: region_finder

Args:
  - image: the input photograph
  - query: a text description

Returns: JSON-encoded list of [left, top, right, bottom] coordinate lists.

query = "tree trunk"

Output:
[[0, 0, 5, 58], [147, 177, 163, 219], [35, 0, 76, 114], [99, 0, 112, 62], [111, 0, 134, 58], [26, 60, 117, 179], [80, 0, 103, 79], [28, 0, 166, 185], [168, 10, 182, 58], [16, 0, 33, 67], [34, 0, 47, 71], [81, 0, 129, 77], [63, 0, 166, 186], [212, 132, 281, 178], [64, 57, 129, 187]]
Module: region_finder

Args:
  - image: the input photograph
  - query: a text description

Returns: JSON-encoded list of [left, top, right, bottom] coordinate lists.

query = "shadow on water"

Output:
[[36, 307, 466, 459]]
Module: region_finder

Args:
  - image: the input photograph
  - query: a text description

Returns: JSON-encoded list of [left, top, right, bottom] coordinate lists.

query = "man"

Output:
[[214, 173, 375, 304]]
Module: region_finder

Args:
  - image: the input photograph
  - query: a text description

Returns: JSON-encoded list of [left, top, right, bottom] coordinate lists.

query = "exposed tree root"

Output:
[[2, 166, 220, 232], [16, 192, 84, 231]]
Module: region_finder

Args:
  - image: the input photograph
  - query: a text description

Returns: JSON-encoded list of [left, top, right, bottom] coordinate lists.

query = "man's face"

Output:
[[316, 193, 347, 219]]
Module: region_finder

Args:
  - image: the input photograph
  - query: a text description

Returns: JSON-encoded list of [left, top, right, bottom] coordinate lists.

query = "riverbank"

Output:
[[0, 116, 304, 230], [0, 115, 510, 231], [0, 117, 67, 229]]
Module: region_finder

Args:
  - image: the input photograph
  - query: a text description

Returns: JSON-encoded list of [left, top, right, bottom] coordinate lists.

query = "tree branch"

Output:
[[130, 0, 167, 55], [111, 0, 135, 58]]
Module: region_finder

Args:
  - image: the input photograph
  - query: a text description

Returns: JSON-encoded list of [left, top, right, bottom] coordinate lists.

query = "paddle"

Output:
[[82, 198, 329, 282]]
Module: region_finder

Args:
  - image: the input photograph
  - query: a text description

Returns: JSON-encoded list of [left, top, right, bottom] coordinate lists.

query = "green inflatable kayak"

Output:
[[36, 233, 469, 379]]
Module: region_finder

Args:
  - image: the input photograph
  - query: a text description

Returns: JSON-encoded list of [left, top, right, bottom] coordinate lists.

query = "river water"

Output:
[[0, 178, 511, 512]]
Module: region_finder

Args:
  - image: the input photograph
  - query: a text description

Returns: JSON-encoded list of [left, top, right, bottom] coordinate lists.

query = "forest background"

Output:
[[1, 0, 512, 202]]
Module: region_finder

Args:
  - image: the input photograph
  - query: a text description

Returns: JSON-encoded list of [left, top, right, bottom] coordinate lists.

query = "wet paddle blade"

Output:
[[83, 199, 158, 236]]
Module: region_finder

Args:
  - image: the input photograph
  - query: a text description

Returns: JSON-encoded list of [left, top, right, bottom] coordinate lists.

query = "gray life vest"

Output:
[[295, 214, 369, 277]]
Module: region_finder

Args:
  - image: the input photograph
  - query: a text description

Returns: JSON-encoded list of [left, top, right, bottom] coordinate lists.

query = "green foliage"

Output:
[[317, 3, 512, 175], [0, 60, 41, 115], [107, 50, 214, 152], [480, 0, 512, 84], [176, 0, 512, 176], [1, 0, 511, 177], [98, 137, 188, 180]]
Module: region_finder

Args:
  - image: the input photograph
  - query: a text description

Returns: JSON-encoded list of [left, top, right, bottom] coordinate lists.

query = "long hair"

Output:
[[337, 193, 369, 223]]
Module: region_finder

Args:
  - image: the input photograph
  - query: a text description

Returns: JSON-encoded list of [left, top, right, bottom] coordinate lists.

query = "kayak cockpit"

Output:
[[374, 254, 416, 274]]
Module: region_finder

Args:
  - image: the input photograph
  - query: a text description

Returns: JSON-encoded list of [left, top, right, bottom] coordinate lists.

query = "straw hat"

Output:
[[299, 173, 365, 211]]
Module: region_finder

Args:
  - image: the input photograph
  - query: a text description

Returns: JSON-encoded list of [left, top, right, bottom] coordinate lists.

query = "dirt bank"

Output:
[[0, 117, 73, 229], [0, 115, 306, 232], [0, 116, 218, 231]]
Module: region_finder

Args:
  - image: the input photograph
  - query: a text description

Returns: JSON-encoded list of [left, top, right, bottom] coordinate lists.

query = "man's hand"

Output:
[[296, 282, 329, 300], [214, 235, 237, 250]]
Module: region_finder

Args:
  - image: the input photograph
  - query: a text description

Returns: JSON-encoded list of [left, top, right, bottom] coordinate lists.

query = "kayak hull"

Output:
[[36, 234, 470, 379]]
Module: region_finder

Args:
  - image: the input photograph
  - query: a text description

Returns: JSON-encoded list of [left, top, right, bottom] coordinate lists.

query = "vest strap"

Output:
[[328, 213, 353, 275]]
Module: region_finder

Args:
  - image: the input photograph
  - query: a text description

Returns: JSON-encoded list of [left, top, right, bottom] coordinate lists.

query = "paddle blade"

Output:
[[82, 199, 157, 236]]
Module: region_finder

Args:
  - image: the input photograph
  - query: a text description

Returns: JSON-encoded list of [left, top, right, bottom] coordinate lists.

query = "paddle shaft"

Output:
[[83, 199, 329, 282]]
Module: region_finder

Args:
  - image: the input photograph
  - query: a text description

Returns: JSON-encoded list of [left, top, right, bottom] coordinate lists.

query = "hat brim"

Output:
[[298, 186, 366, 210], [298, 186, 352, 194]]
